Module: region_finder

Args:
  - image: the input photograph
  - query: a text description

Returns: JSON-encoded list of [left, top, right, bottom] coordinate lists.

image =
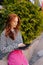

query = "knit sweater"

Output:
[[0, 30, 23, 59]]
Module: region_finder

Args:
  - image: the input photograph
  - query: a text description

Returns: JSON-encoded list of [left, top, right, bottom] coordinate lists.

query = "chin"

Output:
[[14, 27, 16, 29]]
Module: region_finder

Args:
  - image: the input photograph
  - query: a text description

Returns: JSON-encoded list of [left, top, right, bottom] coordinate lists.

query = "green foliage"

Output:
[[2, 0, 27, 5], [0, 1, 43, 44]]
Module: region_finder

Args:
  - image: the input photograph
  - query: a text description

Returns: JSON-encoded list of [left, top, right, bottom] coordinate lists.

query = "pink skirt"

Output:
[[7, 50, 29, 65]]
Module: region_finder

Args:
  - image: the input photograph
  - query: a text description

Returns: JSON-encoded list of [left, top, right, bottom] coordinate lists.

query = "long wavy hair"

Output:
[[5, 14, 21, 40]]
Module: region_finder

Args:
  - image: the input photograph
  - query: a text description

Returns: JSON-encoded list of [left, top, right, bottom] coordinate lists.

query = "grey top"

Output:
[[0, 30, 23, 59]]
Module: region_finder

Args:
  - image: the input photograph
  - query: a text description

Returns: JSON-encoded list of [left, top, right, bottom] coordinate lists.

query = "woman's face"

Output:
[[11, 17, 18, 29]]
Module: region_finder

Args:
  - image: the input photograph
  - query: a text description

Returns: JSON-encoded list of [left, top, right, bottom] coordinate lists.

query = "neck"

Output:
[[11, 28, 14, 32]]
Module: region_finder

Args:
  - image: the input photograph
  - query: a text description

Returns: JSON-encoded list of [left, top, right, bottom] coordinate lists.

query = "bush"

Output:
[[0, 1, 43, 44]]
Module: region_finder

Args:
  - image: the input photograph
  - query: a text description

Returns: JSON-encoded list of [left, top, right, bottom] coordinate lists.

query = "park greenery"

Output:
[[0, 0, 43, 44]]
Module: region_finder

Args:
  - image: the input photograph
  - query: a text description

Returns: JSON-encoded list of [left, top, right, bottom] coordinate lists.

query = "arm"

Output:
[[17, 31, 30, 49], [17, 31, 26, 47], [0, 32, 18, 53]]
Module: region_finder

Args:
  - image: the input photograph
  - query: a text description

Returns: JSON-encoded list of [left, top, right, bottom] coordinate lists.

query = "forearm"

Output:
[[1, 43, 18, 53]]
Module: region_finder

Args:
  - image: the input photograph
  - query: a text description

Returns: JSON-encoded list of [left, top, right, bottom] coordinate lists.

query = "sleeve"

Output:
[[0, 33, 7, 52], [17, 31, 23, 44], [0, 32, 18, 53]]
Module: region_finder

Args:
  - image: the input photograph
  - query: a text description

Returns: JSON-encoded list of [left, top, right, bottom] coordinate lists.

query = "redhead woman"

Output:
[[0, 14, 29, 65]]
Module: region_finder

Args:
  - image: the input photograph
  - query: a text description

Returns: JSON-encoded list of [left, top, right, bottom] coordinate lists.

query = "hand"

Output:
[[18, 43, 26, 47]]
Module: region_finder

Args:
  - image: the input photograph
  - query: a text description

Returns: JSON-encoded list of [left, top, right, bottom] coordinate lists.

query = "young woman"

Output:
[[0, 14, 29, 65]]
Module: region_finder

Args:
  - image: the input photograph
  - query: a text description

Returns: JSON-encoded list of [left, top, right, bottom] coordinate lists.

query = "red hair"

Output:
[[5, 14, 21, 40]]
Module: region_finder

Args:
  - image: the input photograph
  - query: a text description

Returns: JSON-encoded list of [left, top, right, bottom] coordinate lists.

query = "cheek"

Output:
[[11, 21, 18, 27], [12, 22, 15, 26], [11, 23, 14, 27], [15, 22, 18, 26], [15, 20, 18, 25]]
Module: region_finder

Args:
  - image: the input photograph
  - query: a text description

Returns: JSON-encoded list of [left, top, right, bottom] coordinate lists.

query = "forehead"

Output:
[[13, 17, 18, 21]]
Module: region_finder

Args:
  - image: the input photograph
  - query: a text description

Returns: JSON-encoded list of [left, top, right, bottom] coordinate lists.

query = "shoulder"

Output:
[[18, 30, 22, 35], [1, 29, 6, 36], [1, 30, 6, 38]]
